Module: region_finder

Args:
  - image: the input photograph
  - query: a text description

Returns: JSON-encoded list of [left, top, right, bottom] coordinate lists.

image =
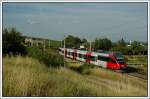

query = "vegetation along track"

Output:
[[67, 58, 148, 80]]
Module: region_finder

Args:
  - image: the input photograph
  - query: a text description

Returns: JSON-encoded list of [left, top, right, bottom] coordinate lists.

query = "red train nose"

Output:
[[119, 63, 127, 69]]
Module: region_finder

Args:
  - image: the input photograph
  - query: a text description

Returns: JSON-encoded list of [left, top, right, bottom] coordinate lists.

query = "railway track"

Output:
[[115, 69, 148, 80], [126, 72, 148, 80], [67, 58, 148, 80]]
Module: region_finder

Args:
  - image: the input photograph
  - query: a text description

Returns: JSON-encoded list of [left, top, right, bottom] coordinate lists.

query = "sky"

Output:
[[2, 2, 148, 42]]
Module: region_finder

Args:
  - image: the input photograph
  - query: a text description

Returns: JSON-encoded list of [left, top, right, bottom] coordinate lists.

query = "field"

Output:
[[126, 55, 148, 75], [3, 55, 147, 96]]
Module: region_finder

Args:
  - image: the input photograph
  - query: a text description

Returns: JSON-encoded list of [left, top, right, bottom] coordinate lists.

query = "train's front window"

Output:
[[114, 52, 126, 64], [115, 52, 123, 58]]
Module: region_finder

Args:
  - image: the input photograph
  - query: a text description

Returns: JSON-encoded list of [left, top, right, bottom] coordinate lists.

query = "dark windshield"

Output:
[[118, 61, 125, 64], [114, 52, 123, 58], [114, 52, 126, 64]]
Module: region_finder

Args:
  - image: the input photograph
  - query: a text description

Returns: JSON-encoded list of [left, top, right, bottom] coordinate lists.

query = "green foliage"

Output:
[[117, 38, 126, 47], [130, 41, 147, 55], [64, 35, 82, 48], [111, 40, 147, 55], [2, 28, 27, 56], [27, 47, 64, 67], [70, 63, 95, 74], [111, 46, 130, 55], [93, 38, 112, 51], [46, 40, 61, 49]]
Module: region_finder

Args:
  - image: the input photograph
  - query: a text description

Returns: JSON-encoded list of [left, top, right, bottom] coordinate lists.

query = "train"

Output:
[[58, 47, 127, 70]]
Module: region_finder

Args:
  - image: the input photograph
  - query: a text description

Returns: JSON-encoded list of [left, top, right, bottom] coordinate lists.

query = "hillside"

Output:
[[3, 56, 147, 96]]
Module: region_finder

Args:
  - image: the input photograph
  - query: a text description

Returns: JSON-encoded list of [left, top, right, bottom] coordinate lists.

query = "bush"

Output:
[[27, 47, 64, 67], [70, 63, 95, 74], [2, 28, 27, 56]]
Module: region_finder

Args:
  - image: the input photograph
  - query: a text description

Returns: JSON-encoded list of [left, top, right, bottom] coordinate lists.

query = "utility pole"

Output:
[[49, 40, 50, 48], [89, 34, 92, 52], [43, 40, 45, 52], [64, 35, 66, 67], [89, 40, 92, 52], [36, 40, 38, 47], [61, 40, 63, 48]]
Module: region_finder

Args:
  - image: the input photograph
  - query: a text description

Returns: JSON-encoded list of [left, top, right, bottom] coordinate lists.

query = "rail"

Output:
[[127, 63, 147, 66]]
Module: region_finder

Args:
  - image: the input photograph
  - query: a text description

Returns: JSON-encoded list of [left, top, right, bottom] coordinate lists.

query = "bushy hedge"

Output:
[[70, 63, 95, 74], [27, 47, 64, 68]]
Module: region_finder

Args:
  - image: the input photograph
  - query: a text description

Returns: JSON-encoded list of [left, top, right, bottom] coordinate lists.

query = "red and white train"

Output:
[[58, 48, 127, 70]]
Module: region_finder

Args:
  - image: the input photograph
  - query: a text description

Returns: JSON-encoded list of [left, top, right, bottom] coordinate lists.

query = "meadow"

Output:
[[3, 55, 147, 96], [126, 55, 148, 75]]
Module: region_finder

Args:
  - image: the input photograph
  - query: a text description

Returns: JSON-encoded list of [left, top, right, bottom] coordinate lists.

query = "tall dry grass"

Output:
[[3, 56, 148, 96], [3, 56, 96, 96]]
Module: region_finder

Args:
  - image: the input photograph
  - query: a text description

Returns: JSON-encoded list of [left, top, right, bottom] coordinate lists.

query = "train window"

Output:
[[98, 56, 110, 62], [109, 58, 116, 63], [84, 55, 87, 59], [91, 56, 96, 61], [79, 54, 82, 58]]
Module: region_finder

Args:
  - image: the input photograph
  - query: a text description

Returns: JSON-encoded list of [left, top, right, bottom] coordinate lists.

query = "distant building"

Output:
[[25, 38, 33, 46], [80, 45, 85, 49], [24, 37, 44, 47], [127, 44, 131, 47]]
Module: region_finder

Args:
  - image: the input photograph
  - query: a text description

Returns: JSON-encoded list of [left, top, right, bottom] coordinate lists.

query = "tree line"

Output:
[[2, 28, 147, 56], [64, 35, 147, 55]]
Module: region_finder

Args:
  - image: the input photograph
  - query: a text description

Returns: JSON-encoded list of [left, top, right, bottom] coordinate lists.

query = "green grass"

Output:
[[126, 55, 148, 64], [126, 55, 148, 75], [27, 47, 64, 67], [3, 56, 147, 96]]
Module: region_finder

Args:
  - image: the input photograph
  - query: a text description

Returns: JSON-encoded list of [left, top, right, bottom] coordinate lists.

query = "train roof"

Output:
[[59, 47, 123, 57]]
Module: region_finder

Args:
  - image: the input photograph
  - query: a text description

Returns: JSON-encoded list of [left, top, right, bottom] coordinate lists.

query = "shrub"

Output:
[[27, 47, 64, 67], [70, 63, 95, 74], [2, 28, 27, 56]]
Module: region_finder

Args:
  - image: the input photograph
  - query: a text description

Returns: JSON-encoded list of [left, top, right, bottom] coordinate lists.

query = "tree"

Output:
[[130, 41, 145, 55], [93, 38, 112, 51], [117, 38, 126, 47], [81, 38, 87, 44], [64, 35, 82, 48], [2, 28, 27, 56]]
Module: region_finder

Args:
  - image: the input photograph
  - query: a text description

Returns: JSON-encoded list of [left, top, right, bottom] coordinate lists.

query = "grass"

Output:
[[126, 55, 148, 64], [3, 56, 148, 96], [126, 55, 148, 75], [27, 47, 64, 67]]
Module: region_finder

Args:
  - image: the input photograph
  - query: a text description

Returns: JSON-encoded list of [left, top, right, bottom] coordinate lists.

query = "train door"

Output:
[[73, 49, 77, 60], [85, 52, 91, 63], [97, 55, 107, 68]]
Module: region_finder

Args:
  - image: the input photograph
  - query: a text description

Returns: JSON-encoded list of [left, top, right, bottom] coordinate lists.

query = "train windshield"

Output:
[[114, 52, 125, 64]]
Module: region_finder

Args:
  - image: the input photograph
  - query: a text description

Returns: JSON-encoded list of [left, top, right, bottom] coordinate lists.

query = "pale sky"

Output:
[[3, 2, 148, 42]]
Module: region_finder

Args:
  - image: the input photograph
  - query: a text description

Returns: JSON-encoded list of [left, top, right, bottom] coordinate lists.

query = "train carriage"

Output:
[[58, 47, 127, 70], [66, 48, 74, 58], [76, 50, 88, 62]]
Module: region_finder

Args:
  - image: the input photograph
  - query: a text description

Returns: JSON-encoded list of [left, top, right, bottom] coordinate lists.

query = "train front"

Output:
[[113, 52, 127, 69]]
